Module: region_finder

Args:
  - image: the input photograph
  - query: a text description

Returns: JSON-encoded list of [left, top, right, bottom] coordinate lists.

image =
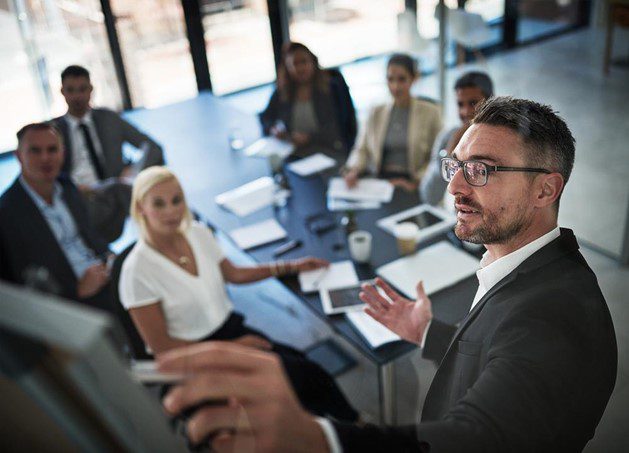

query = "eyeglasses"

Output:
[[440, 157, 551, 187]]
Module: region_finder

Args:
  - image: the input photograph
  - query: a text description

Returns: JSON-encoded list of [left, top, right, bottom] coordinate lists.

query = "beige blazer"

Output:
[[346, 98, 442, 181]]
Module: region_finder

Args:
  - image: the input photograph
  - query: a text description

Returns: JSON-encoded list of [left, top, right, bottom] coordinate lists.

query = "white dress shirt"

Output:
[[66, 111, 105, 186], [320, 226, 562, 453]]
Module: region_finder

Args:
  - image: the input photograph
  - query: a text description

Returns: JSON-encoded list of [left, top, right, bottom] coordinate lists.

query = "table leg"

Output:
[[378, 362, 396, 426]]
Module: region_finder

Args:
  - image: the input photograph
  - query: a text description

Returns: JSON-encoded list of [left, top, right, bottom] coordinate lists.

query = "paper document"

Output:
[[327, 177, 394, 203], [327, 197, 381, 212], [346, 311, 400, 348], [298, 260, 358, 294], [376, 241, 480, 298], [215, 177, 275, 217], [244, 137, 293, 159], [229, 218, 287, 250], [287, 153, 336, 176]]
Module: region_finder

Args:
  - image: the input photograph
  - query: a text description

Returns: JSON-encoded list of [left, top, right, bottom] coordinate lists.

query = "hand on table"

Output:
[[291, 132, 310, 147], [77, 263, 110, 298], [388, 178, 418, 193], [360, 277, 432, 345], [233, 334, 272, 351], [292, 257, 329, 273], [343, 169, 359, 188], [158, 342, 328, 453], [270, 126, 289, 140]]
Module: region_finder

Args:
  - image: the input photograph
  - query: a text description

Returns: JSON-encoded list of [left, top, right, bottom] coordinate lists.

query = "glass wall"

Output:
[[110, 0, 198, 108], [517, 0, 582, 42], [0, 0, 121, 152], [201, 0, 276, 95], [287, 0, 405, 68]]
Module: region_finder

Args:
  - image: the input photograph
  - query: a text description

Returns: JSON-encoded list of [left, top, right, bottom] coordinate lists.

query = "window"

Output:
[[201, 0, 276, 95], [0, 0, 120, 152], [110, 0, 198, 107], [288, 0, 405, 68]]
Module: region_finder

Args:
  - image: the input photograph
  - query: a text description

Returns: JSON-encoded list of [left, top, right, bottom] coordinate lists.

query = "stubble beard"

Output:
[[454, 199, 531, 245]]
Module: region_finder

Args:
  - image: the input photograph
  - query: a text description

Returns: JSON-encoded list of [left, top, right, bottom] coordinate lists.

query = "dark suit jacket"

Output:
[[334, 229, 617, 452], [52, 108, 164, 179], [0, 177, 112, 312], [259, 69, 357, 157]]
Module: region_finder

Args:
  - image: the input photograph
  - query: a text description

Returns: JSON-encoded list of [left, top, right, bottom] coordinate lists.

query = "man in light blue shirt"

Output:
[[0, 123, 112, 310]]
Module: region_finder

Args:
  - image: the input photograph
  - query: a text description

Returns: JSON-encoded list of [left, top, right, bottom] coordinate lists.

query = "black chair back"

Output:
[[110, 242, 153, 360]]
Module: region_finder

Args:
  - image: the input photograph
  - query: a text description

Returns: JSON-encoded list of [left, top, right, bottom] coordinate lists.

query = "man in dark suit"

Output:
[[0, 123, 112, 312], [154, 97, 617, 452], [52, 65, 164, 242]]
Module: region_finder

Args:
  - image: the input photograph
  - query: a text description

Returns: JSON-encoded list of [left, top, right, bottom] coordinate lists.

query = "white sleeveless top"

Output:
[[119, 222, 233, 341]]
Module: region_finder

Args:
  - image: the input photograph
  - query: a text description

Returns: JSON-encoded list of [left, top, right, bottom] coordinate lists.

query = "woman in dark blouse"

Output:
[[260, 42, 357, 160]]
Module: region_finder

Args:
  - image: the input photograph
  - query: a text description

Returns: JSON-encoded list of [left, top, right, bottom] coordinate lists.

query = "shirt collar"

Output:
[[476, 227, 561, 293], [19, 176, 63, 209], [66, 109, 93, 127]]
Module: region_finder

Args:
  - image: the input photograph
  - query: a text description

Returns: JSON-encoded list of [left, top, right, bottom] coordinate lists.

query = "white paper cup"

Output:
[[393, 222, 419, 255], [348, 230, 372, 263]]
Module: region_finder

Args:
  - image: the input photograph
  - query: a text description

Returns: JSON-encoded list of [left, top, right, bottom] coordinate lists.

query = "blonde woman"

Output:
[[344, 53, 442, 192], [119, 166, 357, 421]]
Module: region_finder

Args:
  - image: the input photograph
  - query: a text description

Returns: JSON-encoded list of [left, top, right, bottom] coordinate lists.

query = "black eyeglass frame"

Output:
[[440, 157, 552, 187]]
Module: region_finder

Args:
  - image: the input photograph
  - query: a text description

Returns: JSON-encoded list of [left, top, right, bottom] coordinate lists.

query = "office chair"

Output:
[[110, 242, 153, 360], [447, 8, 493, 65]]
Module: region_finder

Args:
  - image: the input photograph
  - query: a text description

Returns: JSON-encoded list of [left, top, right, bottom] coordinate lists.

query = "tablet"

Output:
[[377, 204, 456, 243], [320, 281, 373, 315]]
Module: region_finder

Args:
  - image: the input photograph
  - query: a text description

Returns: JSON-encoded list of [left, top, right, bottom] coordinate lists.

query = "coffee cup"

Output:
[[348, 230, 372, 263], [393, 222, 418, 255]]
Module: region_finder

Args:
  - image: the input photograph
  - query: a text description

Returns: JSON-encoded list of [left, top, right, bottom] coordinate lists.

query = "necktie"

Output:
[[78, 122, 105, 180]]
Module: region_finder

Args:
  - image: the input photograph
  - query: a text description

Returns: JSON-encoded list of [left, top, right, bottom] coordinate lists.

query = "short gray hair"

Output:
[[473, 96, 575, 191]]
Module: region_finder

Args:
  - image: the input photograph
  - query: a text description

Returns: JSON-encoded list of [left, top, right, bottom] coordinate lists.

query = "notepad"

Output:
[[376, 241, 480, 298], [287, 153, 336, 176], [244, 137, 293, 159], [327, 177, 394, 203], [298, 260, 359, 294], [346, 311, 400, 348], [215, 177, 275, 217], [229, 218, 287, 250], [327, 197, 381, 212]]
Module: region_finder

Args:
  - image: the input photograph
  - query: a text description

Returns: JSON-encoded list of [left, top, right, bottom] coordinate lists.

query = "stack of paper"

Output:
[[244, 137, 293, 159], [327, 197, 381, 212], [298, 260, 358, 294], [215, 177, 275, 217], [328, 177, 394, 203], [287, 153, 336, 176], [229, 219, 287, 250], [346, 311, 400, 348], [376, 241, 480, 298]]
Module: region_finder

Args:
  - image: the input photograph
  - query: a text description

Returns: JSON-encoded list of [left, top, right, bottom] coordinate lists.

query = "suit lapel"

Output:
[[57, 117, 73, 174], [442, 269, 520, 356], [91, 110, 110, 176], [439, 229, 578, 360], [407, 99, 421, 176], [374, 103, 392, 172], [11, 180, 77, 282]]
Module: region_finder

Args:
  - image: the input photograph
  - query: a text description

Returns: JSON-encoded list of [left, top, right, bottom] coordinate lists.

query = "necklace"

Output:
[[178, 255, 190, 266]]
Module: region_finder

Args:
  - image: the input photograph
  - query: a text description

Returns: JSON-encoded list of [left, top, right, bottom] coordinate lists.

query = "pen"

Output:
[[312, 268, 329, 289], [272, 239, 302, 257]]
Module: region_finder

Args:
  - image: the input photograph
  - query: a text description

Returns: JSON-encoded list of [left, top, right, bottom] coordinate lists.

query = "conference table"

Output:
[[123, 92, 480, 425]]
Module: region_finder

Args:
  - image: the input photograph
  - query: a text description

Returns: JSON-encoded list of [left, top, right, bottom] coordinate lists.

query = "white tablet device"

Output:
[[320, 280, 374, 315], [377, 204, 456, 243]]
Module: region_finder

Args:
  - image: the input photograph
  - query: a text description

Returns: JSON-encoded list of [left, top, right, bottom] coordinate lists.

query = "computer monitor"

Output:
[[0, 281, 186, 452]]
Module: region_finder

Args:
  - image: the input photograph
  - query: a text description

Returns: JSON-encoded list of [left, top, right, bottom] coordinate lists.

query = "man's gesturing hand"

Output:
[[359, 277, 433, 345], [158, 342, 328, 453]]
